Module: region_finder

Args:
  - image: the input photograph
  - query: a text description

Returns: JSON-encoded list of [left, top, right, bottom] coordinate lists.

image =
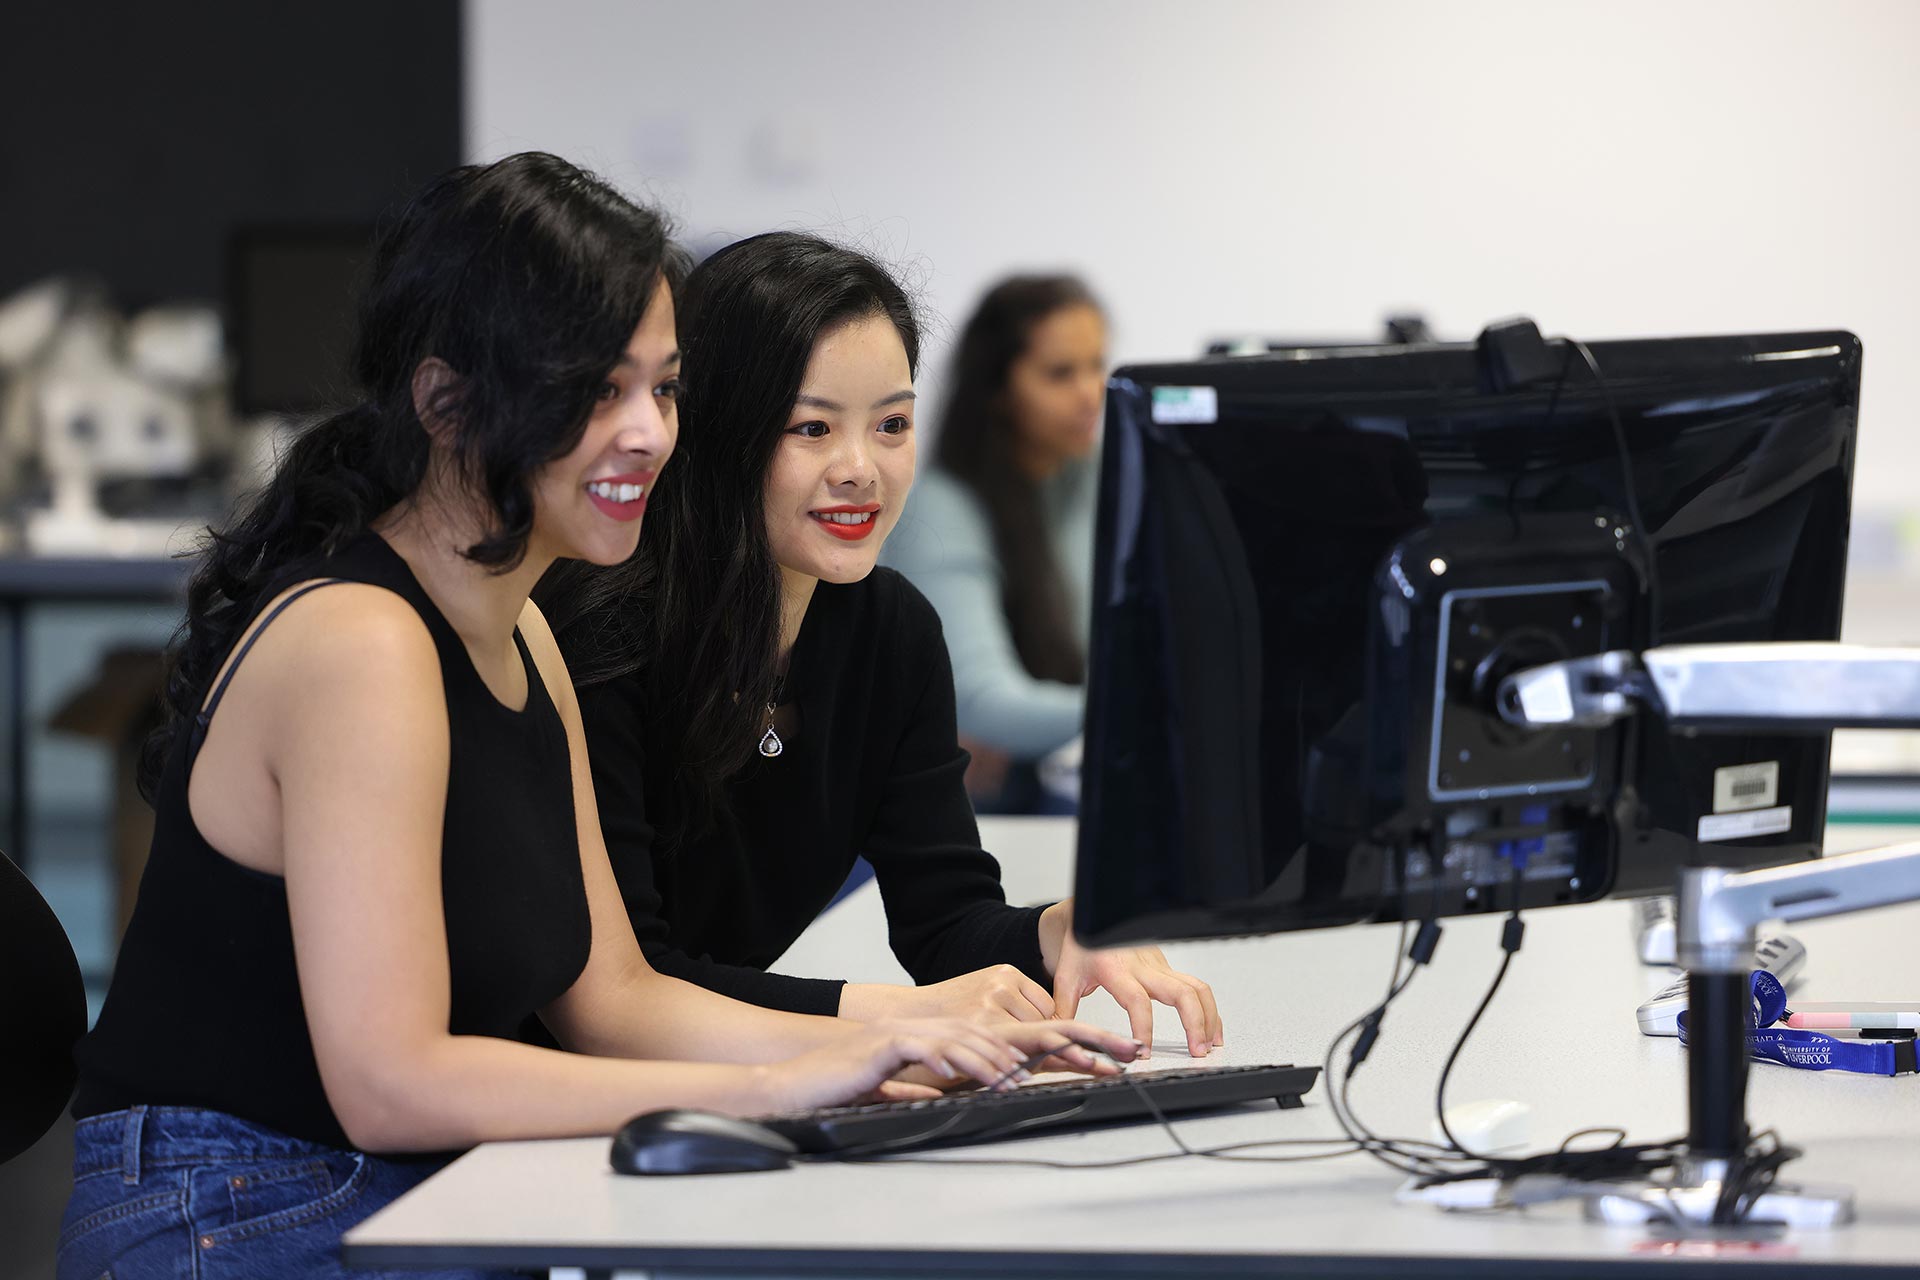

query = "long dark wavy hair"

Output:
[[140, 152, 681, 798], [540, 231, 919, 852], [934, 275, 1101, 686]]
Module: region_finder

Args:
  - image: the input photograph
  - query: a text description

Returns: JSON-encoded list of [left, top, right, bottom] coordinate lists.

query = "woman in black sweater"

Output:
[[541, 234, 1223, 1056]]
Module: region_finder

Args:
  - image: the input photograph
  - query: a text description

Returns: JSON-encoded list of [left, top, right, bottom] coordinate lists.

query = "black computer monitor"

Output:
[[1074, 331, 1861, 946]]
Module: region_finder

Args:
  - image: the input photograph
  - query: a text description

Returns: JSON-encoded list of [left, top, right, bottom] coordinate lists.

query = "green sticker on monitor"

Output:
[[1151, 385, 1218, 425]]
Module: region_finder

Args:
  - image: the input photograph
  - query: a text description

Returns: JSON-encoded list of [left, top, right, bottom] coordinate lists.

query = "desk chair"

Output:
[[0, 847, 86, 1164]]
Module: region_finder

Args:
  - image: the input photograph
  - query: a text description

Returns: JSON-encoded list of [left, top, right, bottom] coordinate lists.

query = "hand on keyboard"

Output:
[[769, 1019, 1143, 1114], [1039, 900, 1226, 1058]]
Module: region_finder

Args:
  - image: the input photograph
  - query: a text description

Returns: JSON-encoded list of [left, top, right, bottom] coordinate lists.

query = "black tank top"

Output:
[[73, 532, 591, 1150]]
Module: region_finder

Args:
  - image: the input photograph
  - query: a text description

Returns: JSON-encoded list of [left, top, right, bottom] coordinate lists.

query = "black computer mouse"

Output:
[[609, 1108, 800, 1176]]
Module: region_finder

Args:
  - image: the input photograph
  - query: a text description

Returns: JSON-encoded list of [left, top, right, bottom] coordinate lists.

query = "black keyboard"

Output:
[[757, 1062, 1321, 1156]]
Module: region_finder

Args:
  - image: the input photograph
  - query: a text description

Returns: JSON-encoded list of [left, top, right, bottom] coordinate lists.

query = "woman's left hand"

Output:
[[1038, 899, 1224, 1058]]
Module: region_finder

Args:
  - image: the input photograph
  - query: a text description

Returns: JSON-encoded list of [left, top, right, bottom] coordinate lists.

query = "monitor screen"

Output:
[[1074, 332, 1860, 946]]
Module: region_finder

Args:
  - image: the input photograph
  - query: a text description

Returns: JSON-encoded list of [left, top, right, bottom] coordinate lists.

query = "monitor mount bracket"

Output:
[[1500, 641, 1920, 1228]]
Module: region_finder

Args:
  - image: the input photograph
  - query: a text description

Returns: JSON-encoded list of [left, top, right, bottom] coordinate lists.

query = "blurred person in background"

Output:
[[881, 276, 1106, 812]]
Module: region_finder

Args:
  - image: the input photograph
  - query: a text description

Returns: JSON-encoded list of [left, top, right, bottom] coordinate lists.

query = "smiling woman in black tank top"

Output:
[[59, 156, 1137, 1280]]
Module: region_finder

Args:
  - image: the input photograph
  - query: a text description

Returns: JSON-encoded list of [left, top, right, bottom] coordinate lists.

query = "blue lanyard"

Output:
[[1676, 971, 1918, 1077]]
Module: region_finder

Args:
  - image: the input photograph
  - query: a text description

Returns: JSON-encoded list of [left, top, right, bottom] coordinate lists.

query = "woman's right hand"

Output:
[[839, 965, 1055, 1026], [765, 1018, 1142, 1114]]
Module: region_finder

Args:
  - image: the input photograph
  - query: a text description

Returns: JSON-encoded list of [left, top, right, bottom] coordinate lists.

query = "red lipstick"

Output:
[[810, 503, 881, 542]]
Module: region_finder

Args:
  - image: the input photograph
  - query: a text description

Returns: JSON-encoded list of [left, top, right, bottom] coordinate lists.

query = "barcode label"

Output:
[[1712, 762, 1779, 813]]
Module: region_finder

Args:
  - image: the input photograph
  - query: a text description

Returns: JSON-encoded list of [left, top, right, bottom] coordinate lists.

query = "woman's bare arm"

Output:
[[258, 589, 1111, 1153]]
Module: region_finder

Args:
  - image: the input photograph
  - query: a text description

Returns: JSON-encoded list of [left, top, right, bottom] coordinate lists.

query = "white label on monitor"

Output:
[[1713, 761, 1779, 813], [1698, 805, 1791, 843], [1151, 386, 1218, 424]]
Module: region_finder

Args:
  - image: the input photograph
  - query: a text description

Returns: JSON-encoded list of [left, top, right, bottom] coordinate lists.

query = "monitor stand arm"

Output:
[[1500, 641, 1920, 732], [1499, 643, 1920, 1228]]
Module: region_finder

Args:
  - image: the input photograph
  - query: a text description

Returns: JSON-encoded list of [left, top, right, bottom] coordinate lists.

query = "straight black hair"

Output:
[[143, 152, 682, 797], [933, 275, 1101, 687], [540, 231, 919, 852]]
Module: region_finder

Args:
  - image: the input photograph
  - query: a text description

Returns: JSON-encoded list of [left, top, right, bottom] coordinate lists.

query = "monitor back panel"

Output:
[[1076, 333, 1860, 945]]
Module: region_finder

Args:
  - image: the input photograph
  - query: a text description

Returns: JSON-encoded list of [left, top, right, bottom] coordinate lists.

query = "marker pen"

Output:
[[1783, 1003, 1920, 1032]]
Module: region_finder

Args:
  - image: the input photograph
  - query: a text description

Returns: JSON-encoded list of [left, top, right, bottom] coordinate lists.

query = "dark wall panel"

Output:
[[0, 2, 461, 307]]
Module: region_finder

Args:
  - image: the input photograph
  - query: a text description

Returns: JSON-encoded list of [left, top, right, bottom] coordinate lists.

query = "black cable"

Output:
[[1329, 838, 1446, 1166], [1327, 1016, 1434, 1177], [851, 1055, 1471, 1173], [824, 1054, 1373, 1172], [1711, 1127, 1802, 1225], [1309, 847, 1688, 1195], [1410, 855, 1689, 1194], [1322, 921, 1436, 1175], [831, 948, 1690, 1195], [1409, 1135, 1686, 1190], [1501, 343, 1575, 532], [849, 1138, 1369, 1172], [827, 836, 1696, 1197], [1331, 844, 1416, 1153], [837, 909, 1465, 1178], [1432, 948, 1517, 1161], [1434, 856, 1526, 1160], [1559, 1126, 1629, 1152], [1323, 909, 1467, 1179], [1333, 919, 1411, 1155], [1384, 330, 1682, 1193]]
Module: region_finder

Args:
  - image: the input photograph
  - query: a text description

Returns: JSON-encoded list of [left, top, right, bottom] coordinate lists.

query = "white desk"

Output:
[[346, 818, 1920, 1276]]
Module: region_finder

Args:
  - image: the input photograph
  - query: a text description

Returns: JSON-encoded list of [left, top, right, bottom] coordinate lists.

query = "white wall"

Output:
[[469, 0, 1920, 510]]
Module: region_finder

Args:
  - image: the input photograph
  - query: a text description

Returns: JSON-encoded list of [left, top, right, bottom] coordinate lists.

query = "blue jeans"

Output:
[[58, 1106, 526, 1279]]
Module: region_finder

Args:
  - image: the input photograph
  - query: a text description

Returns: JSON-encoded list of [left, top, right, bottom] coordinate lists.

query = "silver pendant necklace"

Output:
[[758, 701, 783, 758]]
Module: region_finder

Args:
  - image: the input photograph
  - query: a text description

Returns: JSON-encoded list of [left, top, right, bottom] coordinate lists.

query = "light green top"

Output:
[[881, 462, 1094, 759]]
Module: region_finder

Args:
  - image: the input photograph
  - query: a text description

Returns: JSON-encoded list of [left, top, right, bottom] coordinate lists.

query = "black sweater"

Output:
[[577, 568, 1050, 1015]]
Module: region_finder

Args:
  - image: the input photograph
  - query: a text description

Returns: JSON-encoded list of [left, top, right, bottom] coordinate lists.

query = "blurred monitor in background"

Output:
[[228, 226, 373, 417]]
